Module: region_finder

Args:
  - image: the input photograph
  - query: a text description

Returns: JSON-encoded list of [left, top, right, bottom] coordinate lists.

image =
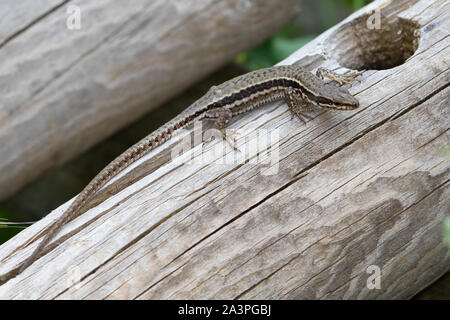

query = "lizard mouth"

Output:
[[316, 96, 360, 110], [329, 100, 360, 110]]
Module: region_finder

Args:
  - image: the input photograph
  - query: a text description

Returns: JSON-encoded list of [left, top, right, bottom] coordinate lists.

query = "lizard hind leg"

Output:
[[284, 88, 314, 124], [202, 108, 239, 151]]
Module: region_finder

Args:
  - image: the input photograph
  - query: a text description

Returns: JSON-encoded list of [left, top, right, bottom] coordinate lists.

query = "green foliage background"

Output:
[[0, 208, 28, 244], [237, 0, 372, 70]]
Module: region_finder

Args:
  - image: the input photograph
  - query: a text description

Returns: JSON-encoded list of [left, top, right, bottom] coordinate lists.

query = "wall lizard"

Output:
[[0, 62, 361, 285]]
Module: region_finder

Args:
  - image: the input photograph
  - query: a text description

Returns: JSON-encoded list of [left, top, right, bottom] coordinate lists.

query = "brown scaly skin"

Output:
[[0, 63, 361, 285]]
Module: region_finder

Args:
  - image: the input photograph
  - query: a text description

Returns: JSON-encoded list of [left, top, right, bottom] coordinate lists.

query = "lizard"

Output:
[[0, 62, 361, 285]]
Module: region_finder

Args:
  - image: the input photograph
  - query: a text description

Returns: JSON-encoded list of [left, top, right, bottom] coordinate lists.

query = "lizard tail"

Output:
[[0, 148, 128, 286], [0, 189, 91, 286], [0, 133, 163, 286]]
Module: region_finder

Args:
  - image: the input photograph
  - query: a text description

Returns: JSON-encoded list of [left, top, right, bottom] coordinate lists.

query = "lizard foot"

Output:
[[316, 67, 363, 86]]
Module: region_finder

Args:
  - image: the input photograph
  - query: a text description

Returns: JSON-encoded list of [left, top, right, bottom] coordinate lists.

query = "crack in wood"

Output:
[[0, 0, 71, 49]]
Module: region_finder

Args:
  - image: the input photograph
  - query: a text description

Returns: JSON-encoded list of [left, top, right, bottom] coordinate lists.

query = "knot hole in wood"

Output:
[[323, 7, 421, 71]]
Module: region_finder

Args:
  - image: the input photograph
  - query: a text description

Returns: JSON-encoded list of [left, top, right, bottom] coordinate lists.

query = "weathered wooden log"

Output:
[[1, 64, 250, 219], [0, 0, 299, 200], [0, 0, 449, 299]]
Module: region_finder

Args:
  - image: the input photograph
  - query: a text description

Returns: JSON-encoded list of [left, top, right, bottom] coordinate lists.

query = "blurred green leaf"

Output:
[[444, 217, 450, 248], [236, 31, 316, 70], [275, 22, 302, 38], [237, 0, 373, 70], [0, 206, 23, 245], [238, 41, 275, 70], [351, 0, 369, 11], [271, 36, 316, 62], [438, 146, 450, 156]]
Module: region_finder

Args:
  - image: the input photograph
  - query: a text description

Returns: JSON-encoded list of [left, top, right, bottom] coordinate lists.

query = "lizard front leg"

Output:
[[284, 88, 314, 124], [316, 67, 362, 86]]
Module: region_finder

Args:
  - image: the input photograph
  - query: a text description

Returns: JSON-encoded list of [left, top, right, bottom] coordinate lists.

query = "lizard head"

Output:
[[315, 83, 360, 110]]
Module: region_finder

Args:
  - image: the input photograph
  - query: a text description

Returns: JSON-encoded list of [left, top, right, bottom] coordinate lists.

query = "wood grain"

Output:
[[0, 0, 299, 200], [0, 0, 448, 299]]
